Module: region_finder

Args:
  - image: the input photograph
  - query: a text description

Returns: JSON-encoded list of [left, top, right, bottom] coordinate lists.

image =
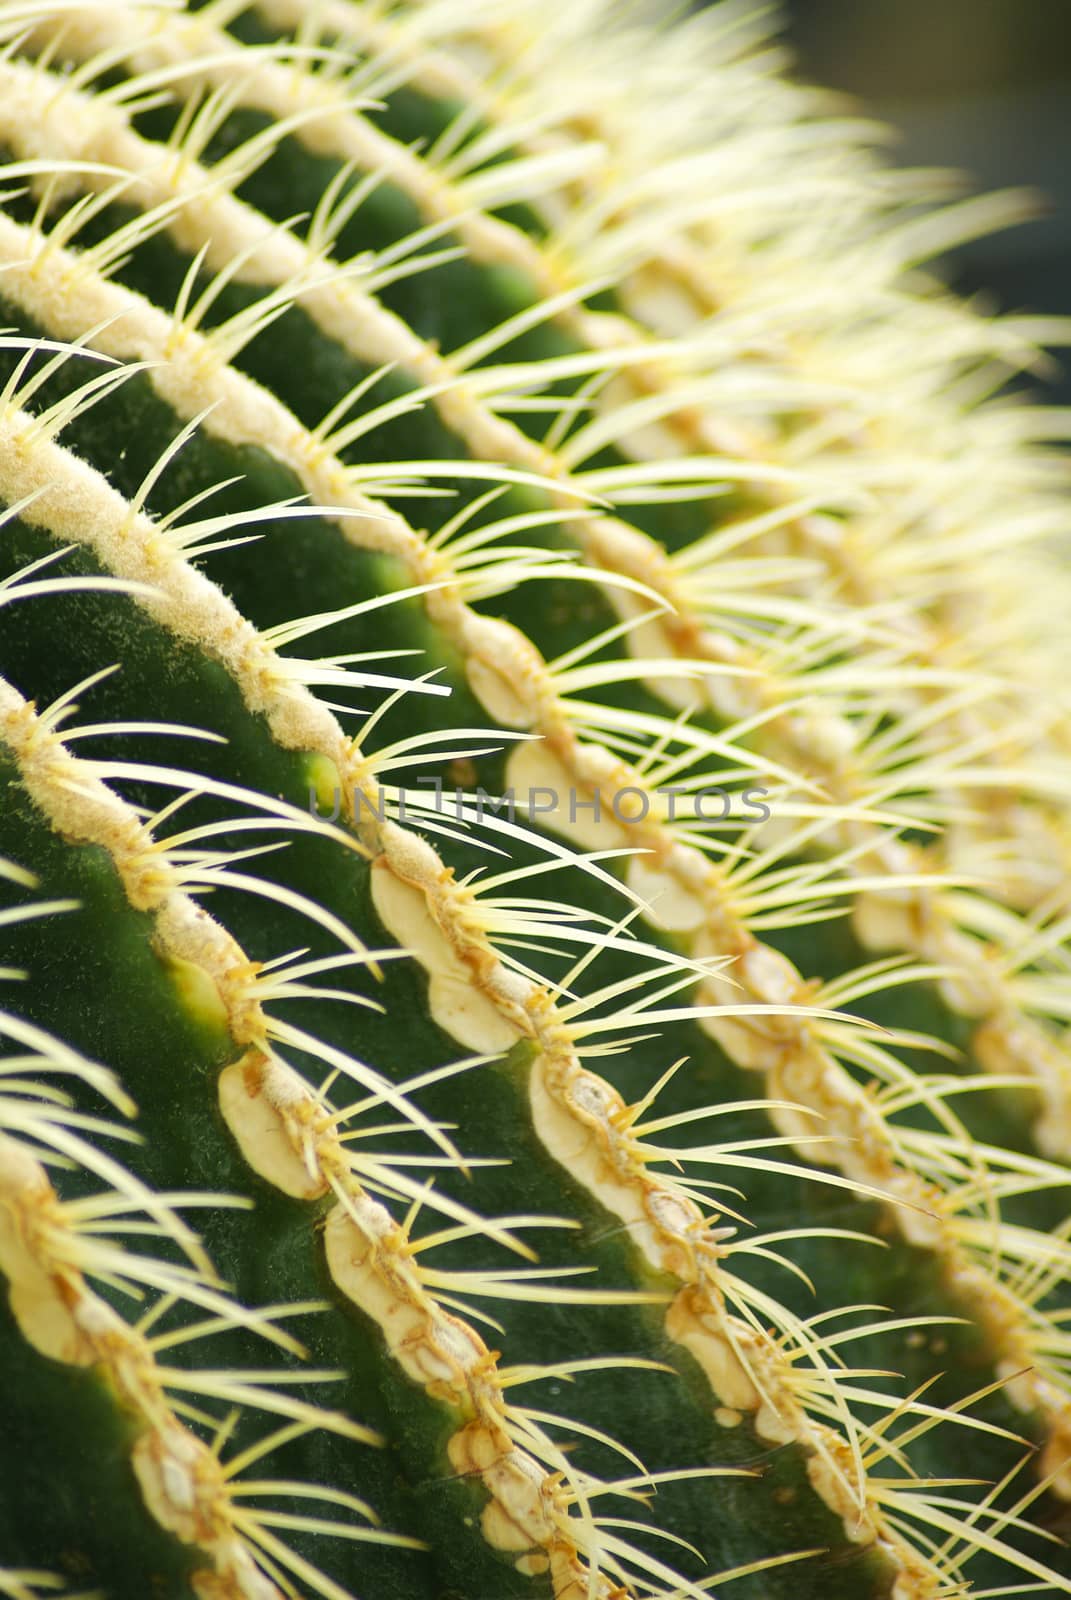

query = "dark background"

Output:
[[775, 0, 1071, 398]]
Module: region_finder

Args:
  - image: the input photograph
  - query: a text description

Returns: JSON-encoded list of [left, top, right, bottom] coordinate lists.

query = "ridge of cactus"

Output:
[[2, 4, 1071, 1600]]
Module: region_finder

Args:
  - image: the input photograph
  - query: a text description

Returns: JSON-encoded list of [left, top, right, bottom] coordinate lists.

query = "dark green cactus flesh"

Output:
[[3, 6, 1071, 1600]]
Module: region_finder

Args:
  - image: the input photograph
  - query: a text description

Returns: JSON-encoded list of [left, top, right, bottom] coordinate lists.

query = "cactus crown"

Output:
[[2, 4, 1071, 1599]]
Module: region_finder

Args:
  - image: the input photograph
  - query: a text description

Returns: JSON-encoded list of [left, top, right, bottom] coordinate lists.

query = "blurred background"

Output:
[[751, 0, 1071, 398]]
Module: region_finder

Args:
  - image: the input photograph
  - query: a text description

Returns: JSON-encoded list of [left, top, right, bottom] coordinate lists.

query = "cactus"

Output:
[[3, 2, 1071, 1597]]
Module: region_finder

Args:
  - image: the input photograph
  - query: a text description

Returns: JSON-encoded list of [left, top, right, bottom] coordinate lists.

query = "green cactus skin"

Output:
[[3, 5, 1071, 1600]]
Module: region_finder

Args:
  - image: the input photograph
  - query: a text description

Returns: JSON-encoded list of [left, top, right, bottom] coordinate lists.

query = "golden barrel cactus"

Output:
[[2, 4, 1071, 1598]]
